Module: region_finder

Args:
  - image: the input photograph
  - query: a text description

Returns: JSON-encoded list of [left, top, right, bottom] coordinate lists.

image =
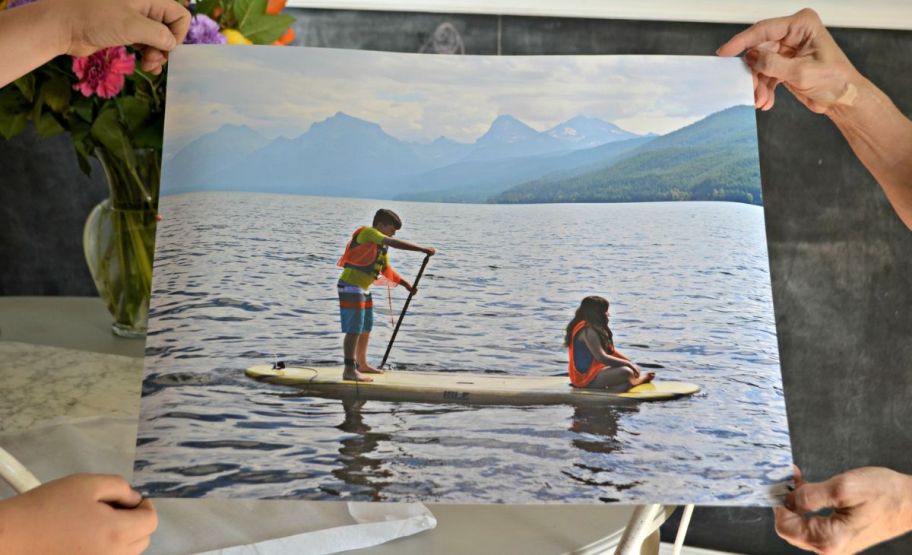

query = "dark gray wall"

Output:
[[1, 9, 909, 554], [0, 126, 107, 295]]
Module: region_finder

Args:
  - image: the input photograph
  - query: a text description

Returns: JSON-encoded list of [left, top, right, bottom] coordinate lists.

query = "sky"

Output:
[[163, 45, 754, 156]]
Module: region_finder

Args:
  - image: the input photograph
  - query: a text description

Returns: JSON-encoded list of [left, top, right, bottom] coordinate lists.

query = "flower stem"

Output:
[[135, 70, 161, 108]]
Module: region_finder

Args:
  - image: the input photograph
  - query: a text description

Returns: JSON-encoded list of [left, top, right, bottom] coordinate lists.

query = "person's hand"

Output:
[[627, 363, 641, 378], [423, 246, 437, 256], [50, 0, 191, 74], [717, 8, 862, 114], [0, 473, 158, 554], [774, 466, 912, 554]]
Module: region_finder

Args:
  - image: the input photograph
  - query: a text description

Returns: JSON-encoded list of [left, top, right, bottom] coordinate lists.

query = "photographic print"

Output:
[[134, 45, 791, 504]]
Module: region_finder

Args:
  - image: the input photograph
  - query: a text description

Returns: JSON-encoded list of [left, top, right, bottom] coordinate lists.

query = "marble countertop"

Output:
[[0, 341, 141, 434]]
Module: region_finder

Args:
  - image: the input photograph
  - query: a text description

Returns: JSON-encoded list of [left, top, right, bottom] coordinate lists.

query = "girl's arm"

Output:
[[580, 329, 635, 370]]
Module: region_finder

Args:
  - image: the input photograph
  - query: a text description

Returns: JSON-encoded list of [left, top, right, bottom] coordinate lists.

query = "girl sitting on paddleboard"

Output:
[[565, 296, 655, 391]]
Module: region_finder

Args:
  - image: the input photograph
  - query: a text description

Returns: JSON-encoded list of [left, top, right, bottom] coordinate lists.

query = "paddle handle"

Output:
[[381, 253, 431, 369]]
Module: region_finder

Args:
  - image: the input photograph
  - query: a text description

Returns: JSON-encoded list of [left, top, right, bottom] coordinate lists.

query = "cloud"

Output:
[[165, 47, 754, 145]]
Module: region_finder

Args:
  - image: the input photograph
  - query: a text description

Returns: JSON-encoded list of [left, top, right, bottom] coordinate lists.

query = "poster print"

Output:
[[135, 45, 791, 505]]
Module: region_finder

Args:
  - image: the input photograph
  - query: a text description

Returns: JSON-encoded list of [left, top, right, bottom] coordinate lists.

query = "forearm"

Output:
[[0, 497, 28, 553], [898, 471, 912, 535], [827, 76, 912, 230], [597, 353, 632, 368], [384, 238, 427, 253], [0, 2, 66, 88]]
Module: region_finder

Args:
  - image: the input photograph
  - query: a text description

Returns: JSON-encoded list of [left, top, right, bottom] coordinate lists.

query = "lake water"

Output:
[[135, 192, 791, 505]]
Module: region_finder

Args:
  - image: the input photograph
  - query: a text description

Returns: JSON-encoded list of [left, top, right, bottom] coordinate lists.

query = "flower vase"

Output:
[[83, 148, 160, 338]]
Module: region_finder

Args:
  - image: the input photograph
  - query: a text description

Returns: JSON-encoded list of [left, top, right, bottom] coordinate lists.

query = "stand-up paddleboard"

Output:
[[246, 365, 700, 406]]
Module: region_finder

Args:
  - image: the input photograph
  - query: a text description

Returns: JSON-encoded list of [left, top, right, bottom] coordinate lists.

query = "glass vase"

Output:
[[83, 148, 160, 338]]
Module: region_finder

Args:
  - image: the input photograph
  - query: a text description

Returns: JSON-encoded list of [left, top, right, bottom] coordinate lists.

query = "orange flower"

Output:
[[266, 0, 286, 15], [273, 27, 295, 46]]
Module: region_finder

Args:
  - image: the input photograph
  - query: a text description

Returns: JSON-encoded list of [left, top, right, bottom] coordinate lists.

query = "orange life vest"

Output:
[[567, 321, 629, 387], [336, 226, 401, 286]]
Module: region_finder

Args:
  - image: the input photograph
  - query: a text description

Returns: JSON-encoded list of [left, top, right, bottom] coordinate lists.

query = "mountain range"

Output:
[[163, 112, 645, 196], [492, 105, 761, 205], [162, 106, 760, 205]]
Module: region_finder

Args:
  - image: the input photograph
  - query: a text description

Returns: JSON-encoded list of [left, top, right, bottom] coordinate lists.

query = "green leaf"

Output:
[[132, 118, 163, 150], [130, 71, 152, 96], [0, 113, 27, 140], [232, 0, 266, 31], [30, 87, 45, 126], [73, 139, 94, 176], [36, 111, 64, 138], [196, 0, 219, 18], [42, 75, 72, 114], [68, 117, 92, 142], [0, 86, 29, 139], [0, 85, 29, 115], [72, 96, 94, 122], [91, 107, 135, 166], [242, 13, 295, 44], [119, 96, 151, 132], [13, 74, 35, 102]]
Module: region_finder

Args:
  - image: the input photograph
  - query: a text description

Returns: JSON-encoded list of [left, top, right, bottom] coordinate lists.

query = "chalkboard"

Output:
[[0, 128, 107, 296], [1, 8, 909, 554]]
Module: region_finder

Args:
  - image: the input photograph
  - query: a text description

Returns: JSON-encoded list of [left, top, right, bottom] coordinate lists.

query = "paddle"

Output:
[[380, 253, 431, 369]]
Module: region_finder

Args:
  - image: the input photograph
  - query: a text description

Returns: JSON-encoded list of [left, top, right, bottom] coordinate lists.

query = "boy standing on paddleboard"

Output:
[[337, 208, 435, 382]]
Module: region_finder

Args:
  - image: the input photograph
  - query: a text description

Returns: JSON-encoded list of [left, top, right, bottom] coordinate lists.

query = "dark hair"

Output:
[[373, 208, 402, 230], [564, 295, 614, 351]]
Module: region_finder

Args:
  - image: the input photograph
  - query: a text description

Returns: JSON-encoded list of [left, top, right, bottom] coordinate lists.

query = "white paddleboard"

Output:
[[246, 365, 700, 406]]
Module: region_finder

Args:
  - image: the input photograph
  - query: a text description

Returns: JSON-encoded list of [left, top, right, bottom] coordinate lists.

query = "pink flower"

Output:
[[71, 47, 136, 99]]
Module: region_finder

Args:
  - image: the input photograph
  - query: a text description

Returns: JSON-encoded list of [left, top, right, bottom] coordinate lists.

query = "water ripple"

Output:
[[136, 194, 790, 505]]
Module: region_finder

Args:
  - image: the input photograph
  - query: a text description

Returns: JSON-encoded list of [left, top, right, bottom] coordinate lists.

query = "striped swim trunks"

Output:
[[338, 280, 373, 334]]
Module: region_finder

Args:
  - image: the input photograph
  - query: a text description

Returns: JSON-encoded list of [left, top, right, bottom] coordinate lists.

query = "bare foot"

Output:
[[342, 369, 373, 382], [357, 363, 385, 374], [630, 372, 656, 387]]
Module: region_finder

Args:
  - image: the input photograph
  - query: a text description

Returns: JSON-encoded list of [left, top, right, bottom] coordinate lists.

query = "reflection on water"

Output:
[[332, 399, 392, 501], [565, 406, 644, 502], [570, 405, 625, 455], [134, 193, 792, 504]]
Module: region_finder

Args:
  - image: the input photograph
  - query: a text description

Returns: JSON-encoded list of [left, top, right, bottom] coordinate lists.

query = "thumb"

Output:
[[84, 474, 144, 507], [788, 475, 851, 513], [125, 14, 179, 52], [746, 48, 802, 83]]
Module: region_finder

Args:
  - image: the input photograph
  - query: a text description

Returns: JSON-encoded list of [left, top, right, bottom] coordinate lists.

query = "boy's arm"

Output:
[[380, 263, 402, 286], [382, 237, 435, 255]]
